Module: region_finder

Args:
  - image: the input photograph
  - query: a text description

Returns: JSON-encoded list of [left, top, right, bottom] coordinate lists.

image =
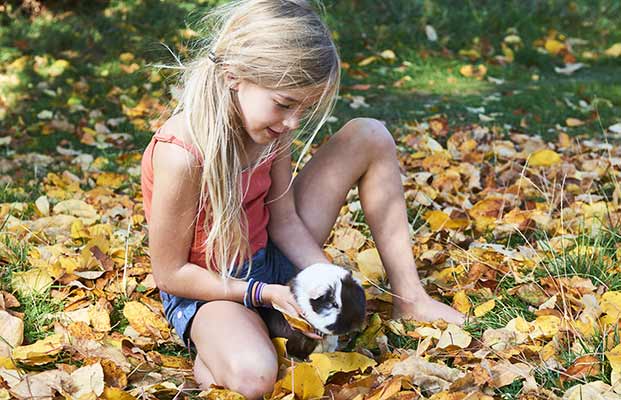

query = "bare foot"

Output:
[[393, 295, 466, 326]]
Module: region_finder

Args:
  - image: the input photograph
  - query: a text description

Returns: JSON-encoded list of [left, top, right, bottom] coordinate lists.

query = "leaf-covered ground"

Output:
[[1, 1, 621, 399]]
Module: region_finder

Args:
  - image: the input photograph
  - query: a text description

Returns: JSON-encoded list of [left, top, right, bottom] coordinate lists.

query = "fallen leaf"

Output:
[[123, 301, 170, 340], [566, 117, 585, 127], [276, 362, 324, 400], [356, 248, 386, 282], [436, 324, 472, 349], [71, 362, 105, 398], [452, 291, 471, 314], [392, 354, 464, 394], [560, 355, 600, 383], [604, 43, 621, 57], [0, 311, 23, 357], [309, 352, 376, 383], [474, 299, 496, 317], [529, 149, 562, 167], [11, 333, 65, 365]]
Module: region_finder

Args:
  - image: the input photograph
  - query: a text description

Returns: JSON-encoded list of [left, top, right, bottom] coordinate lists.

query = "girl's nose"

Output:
[[283, 114, 300, 131]]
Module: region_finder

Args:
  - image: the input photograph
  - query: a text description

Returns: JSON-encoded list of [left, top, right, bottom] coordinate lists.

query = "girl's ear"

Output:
[[226, 73, 240, 91]]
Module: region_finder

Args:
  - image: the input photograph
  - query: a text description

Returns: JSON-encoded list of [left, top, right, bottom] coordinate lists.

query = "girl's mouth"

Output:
[[267, 127, 284, 138]]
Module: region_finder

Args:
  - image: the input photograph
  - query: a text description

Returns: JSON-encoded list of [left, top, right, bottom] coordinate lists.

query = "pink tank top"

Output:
[[141, 130, 274, 271]]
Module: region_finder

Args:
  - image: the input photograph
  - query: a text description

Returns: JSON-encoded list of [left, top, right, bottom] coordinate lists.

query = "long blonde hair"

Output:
[[173, 0, 340, 279]]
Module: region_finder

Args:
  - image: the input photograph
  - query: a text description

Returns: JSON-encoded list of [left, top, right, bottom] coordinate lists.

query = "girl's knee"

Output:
[[341, 117, 396, 155], [222, 357, 278, 399]]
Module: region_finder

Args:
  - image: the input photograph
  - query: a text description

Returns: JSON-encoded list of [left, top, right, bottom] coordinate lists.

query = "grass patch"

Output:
[[18, 289, 64, 344], [537, 225, 621, 291], [0, 235, 31, 291]]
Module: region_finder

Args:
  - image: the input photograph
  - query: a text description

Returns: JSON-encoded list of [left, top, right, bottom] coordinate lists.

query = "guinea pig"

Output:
[[259, 263, 366, 359]]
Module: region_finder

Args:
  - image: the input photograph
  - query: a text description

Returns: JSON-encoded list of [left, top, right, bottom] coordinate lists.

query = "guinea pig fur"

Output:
[[259, 263, 366, 359]]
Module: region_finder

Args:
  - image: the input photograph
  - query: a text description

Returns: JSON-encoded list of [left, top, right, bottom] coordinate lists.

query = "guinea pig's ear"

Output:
[[307, 284, 328, 301], [347, 270, 363, 286]]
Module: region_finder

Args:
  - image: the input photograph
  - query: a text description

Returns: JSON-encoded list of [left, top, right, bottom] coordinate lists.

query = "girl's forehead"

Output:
[[273, 85, 326, 105]]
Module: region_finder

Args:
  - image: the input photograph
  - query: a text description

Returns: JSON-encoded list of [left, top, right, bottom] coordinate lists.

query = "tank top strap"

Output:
[[153, 130, 203, 162]]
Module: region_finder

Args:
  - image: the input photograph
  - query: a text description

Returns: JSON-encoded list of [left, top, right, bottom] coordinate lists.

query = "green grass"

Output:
[[0, 235, 31, 291], [18, 289, 64, 344]]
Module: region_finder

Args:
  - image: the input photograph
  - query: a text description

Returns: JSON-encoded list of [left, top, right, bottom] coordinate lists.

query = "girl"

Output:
[[141, 0, 464, 398]]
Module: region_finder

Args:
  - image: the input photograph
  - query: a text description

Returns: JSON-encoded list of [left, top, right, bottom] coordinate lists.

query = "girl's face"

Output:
[[233, 80, 323, 146]]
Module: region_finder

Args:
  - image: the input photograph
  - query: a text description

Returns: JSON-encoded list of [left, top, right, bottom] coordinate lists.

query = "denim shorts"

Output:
[[159, 239, 297, 347]]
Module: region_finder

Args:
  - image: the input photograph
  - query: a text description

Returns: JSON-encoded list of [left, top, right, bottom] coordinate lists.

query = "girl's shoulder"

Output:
[[153, 113, 202, 165]]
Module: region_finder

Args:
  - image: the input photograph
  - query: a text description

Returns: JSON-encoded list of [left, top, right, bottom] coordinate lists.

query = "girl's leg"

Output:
[[189, 301, 278, 399], [292, 118, 464, 324]]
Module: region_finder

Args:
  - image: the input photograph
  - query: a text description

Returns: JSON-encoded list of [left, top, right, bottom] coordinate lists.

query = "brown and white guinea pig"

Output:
[[258, 263, 366, 359]]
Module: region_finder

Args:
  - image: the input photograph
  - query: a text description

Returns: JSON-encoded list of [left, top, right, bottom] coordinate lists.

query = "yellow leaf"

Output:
[[196, 387, 245, 400], [355, 313, 383, 350], [11, 268, 53, 296], [606, 344, 621, 372], [102, 387, 139, 400], [96, 172, 126, 189], [89, 300, 112, 332], [601, 291, 621, 322], [34, 195, 50, 216], [501, 43, 515, 63], [530, 315, 561, 339], [424, 210, 468, 231], [11, 333, 65, 365], [459, 64, 487, 79], [332, 227, 366, 251], [529, 149, 562, 167], [272, 337, 288, 360], [358, 55, 378, 66], [71, 219, 90, 240], [380, 49, 396, 60], [605, 43, 621, 57], [53, 199, 99, 225], [452, 291, 471, 314], [474, 299, 496, 317], [468, 197, 504, 231], [309, 352, 376, 383], [123, 301, 170, 340], [436, 324, 471, 349], [356, 248, 386, 282], [545, 39, 565, 55], [272, 303, 315, 334], [119, 52, 135, 63], [0, 357, 17, 370], [566, 117, 585, 127], [278, 363, 324, 400]]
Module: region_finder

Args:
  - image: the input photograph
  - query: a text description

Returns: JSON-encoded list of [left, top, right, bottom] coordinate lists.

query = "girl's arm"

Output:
[[149, 142, 248, 301], [267, 144, 330, 269]]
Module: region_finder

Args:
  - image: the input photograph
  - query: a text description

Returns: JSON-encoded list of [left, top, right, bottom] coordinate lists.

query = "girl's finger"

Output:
[[302, 331, 323, 340]]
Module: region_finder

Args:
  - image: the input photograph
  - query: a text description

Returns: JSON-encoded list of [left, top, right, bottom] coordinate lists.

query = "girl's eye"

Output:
[[275, 102, 291, 110]]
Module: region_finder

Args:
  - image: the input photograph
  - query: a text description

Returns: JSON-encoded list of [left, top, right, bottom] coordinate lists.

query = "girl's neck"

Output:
[[239, 135, 269, 171]]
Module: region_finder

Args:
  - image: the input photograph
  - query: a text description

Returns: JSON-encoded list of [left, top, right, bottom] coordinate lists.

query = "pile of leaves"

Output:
[[2, 116, 621, 399]]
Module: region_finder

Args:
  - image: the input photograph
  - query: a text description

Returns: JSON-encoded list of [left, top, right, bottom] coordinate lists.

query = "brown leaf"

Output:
[[560, 355, 601, 383]]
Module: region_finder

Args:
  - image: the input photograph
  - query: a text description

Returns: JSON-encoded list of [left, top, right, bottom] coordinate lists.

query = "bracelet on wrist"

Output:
[[243, 279, 268, 309]]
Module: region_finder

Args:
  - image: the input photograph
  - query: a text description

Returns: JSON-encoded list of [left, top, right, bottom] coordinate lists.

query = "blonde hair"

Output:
[[172, 0, 340, 279]]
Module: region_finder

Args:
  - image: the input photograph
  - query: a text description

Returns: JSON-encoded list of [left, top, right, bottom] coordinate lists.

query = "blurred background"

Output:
[[1, 0, 620, 155]]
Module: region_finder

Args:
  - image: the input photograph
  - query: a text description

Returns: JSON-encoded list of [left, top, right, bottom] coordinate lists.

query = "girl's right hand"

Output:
[[262, 284, 322, 340]]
